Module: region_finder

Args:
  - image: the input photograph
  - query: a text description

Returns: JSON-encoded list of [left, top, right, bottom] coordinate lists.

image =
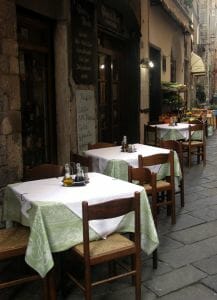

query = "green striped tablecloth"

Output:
[[3, 173, 159, 278]]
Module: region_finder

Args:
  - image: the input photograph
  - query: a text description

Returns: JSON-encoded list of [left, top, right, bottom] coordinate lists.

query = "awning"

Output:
[[191, 52, 206, 76], [161, 81, 187, 92]]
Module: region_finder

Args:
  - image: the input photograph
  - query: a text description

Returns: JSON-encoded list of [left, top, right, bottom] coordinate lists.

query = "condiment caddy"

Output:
[[121, 135, 136, 153], [62, 162, 87, 187]]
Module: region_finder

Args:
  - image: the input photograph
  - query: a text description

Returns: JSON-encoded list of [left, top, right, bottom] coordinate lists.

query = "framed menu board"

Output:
[[71, 1, 96, 84], [76, 90, 96, 153]]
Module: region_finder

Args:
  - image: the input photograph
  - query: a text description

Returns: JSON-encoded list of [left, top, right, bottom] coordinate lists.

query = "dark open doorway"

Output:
[[17, 9, 57, 174], [149, 46, 161, 122]]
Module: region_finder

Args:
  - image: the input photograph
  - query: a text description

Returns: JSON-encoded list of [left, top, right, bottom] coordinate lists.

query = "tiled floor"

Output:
[[2, 130, 217, 299]]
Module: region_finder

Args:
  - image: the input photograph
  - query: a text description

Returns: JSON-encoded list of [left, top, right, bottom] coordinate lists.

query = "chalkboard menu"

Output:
[[71, 1, 96, 84], [97, 3, 123, 34], [76, 89, 96, 154]]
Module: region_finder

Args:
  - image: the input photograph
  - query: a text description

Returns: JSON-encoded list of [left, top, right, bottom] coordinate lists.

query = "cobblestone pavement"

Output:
[[2, 130, 217, 299]]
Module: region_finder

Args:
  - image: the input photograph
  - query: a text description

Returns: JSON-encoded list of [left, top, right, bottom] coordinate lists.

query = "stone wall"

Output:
[[0, 0, 22, 222]]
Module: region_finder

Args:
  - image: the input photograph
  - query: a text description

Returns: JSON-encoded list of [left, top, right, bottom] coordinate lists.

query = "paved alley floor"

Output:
[[2, 130, 217, 299]]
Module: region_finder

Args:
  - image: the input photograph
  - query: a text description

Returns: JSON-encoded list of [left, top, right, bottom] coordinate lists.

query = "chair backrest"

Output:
[[188, 123, 206, 142], [128, 165, 156, 186], [188, 119, 208, 137], [128, 165, 157, 197], [144, 124, 158, 146], [70, 152, 92, 172], [82, 192, 141, 257], [88, 142, 116, 150], [160, 140, 183, 171], [138, 151, 174, 185], [24, 163, 64, 181]]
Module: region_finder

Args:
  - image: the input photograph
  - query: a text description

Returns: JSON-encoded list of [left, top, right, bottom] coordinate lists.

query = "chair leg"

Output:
[[168, 190, 176, 224], [188, 148, 191, 168], [171, 202, 176, 224], [203, 145, 206, 166], [151, 194, 158, 227], [180, 179, 184, 207], [134, 254, 141, 300], [84, 265, 92, 300], [153, 249, 158, 269], [46, 268, 57, 300], [197, 147, 200, 164]]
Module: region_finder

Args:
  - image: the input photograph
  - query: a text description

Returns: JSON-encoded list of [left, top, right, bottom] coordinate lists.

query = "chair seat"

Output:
[[0, 227, 51, 298], [144, 180, 170, 192], [0, 227, 30, 259], [73, 233, 135, 260], [182, 141, 203, 146]]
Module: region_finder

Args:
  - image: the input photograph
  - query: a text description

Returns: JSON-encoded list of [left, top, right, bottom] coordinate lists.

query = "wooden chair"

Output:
[[160, 140, 184, 207], [24, 163, 64, 181], [182, 123, 206, 168], [0, 227, 49, 299], [67, 192, 141, 300], [70, 152, 92, 172], [88, 142, 116, 150], [188, 118, 208, 137], [144, 124, 159, 146], [138, 151, 176, 224], [128, 166, 158, 269]]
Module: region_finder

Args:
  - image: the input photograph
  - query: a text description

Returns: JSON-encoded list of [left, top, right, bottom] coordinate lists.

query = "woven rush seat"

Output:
[[144, 180, 170, 192], [74, 233, 134, 262], [0, 227, 30, 259], [182, 140, 203, 146], [0, 226, 50, 299]]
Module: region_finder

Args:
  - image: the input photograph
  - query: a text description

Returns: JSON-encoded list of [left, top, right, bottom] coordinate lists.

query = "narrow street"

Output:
[[2, 131, 217, 300]]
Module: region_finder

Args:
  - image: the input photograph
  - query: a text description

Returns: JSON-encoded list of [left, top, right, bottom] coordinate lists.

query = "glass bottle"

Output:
[[75, 163, 85, 182], [63, 163, 73, 186], [121, 135, 128, 152]]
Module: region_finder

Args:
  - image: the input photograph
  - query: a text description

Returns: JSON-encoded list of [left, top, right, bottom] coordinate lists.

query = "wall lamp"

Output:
[[140, 58, 154, 68]]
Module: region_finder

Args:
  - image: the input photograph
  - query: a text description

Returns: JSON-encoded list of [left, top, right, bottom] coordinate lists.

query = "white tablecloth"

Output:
[[9, 173, 144, 238], [4, 172, 159, 277], [153, 123, 190, 140], [85, 143, 170, 174]]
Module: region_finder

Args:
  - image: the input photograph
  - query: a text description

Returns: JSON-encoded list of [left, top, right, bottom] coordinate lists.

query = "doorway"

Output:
[[17, 10, 56, 173], [98, 42, 123, 143], [149, 47, 161, 122], [97, 31, 140, 144]]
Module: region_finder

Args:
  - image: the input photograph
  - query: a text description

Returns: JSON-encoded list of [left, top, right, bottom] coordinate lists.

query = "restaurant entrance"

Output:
[[17, 9, 57, 173], [97, 34, 124, 143], [149, 47, 161, 122]]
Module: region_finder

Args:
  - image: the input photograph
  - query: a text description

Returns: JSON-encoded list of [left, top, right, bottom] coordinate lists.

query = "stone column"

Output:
[[0, 0, 22, 222], [140, 0, 150, 142], [54, 21, 71, 165]]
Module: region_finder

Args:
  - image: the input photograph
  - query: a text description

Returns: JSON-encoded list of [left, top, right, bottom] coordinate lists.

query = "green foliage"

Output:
[[163, 92, 183, 110]]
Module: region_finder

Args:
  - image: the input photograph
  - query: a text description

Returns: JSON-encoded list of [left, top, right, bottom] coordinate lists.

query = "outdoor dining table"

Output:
[[3, 172, 159, 278], [152, 123, 191, 141], [84, 143, 182, 182]]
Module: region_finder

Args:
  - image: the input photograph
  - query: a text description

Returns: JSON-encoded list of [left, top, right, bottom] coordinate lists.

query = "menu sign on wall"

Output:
[[76, 90, 96, 154], [71, 1, 95, 84], [98, 3, 123, 34]]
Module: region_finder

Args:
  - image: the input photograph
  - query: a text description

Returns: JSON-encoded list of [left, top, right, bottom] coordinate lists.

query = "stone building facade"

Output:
[[0, 0, 22, 221], [0, 0, 193, 224], [0, 0, 141, 222]]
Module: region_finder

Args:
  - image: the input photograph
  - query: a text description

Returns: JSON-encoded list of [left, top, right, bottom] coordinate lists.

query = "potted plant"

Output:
[[162, 92, 183, 113]]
